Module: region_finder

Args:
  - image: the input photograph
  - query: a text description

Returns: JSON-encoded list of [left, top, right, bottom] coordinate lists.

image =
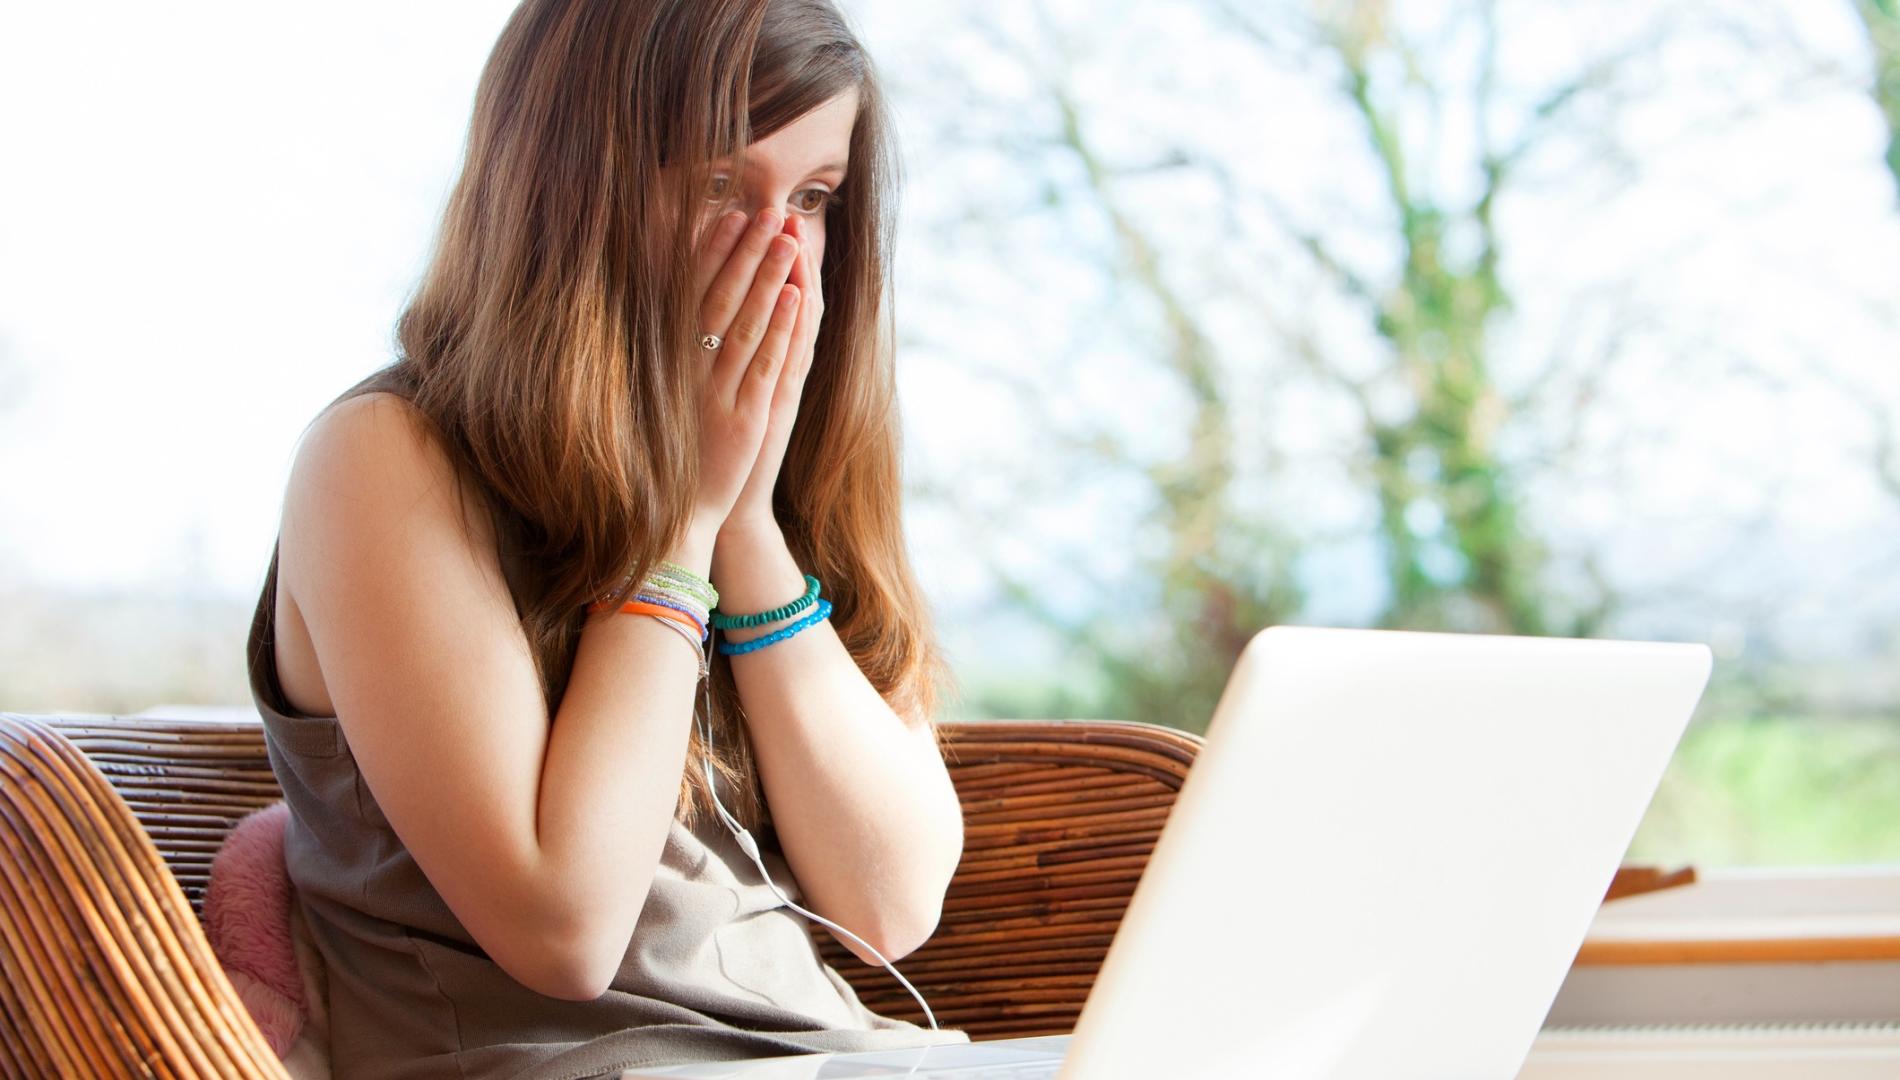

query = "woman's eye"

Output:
[[703, 178, 836, 213], [793, 188, 838, 215]]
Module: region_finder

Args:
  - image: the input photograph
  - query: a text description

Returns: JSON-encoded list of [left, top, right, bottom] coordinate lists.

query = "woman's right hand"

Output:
[[688, 206, 803, 535]]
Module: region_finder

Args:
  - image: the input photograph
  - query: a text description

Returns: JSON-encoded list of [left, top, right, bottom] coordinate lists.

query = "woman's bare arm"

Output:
[[280, 390, 711, 1000], [708, 520, 964, 967]]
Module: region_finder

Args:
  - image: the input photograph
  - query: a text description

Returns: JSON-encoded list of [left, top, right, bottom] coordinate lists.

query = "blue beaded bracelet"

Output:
[[716, 598, 832, 655]]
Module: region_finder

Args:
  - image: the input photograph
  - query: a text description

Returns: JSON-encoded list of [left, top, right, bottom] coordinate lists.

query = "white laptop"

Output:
[[623, 625, 1713, 1079]]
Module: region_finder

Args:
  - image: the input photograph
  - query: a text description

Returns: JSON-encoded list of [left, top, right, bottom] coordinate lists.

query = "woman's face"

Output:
[[694, 86, 859, 269]]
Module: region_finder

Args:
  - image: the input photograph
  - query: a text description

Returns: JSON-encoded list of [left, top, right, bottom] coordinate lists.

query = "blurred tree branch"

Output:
[[1852, 0, 1900, 204]]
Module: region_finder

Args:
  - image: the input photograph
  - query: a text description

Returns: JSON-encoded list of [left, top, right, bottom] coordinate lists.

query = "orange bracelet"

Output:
[[587, 598, 706, 638]]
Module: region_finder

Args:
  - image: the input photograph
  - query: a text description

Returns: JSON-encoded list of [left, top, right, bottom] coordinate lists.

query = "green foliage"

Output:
[[1629, 714, 1900, 865]]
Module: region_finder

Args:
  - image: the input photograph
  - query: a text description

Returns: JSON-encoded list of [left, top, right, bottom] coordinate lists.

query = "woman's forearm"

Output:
[[531, 525, 718, 994], [710, 520, 965, 965]]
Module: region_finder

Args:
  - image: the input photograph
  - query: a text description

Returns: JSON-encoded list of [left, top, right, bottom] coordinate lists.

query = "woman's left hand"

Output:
[[721, 211, 822, 538]]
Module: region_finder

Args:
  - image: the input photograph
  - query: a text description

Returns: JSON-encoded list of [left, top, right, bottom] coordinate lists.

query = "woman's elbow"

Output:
[[494, 903, 634, 1001], [492, 931, 613, 1001], [537, 958, 618, 1002], [841, 902, 943, 968]]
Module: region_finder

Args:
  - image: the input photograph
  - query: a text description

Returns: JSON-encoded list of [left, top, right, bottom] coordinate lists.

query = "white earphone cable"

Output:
[[695, 648, 940, 1032]]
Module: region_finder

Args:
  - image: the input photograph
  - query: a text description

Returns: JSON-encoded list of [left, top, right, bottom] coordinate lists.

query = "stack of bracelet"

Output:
[[586, 560, 717, 678], [711, 573, 832, 656], [583, 562, 835, 663]]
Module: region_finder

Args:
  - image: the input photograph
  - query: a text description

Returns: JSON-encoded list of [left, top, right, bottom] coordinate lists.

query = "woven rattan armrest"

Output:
[[0, 711, 290, 1078]]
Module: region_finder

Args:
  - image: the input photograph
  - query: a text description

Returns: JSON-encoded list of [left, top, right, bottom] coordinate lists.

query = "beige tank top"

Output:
[[243, 415, 969, 1080]]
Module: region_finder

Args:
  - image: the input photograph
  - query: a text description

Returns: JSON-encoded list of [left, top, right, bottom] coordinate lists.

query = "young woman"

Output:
[[243, 1, 974, 1076]]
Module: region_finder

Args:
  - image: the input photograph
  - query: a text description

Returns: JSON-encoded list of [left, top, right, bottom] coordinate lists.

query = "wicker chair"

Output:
[[0, 711, 1201, 1078]]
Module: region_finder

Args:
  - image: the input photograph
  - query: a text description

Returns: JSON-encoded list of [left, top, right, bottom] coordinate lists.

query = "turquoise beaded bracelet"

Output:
[[709, 574, 821, 630], [717, 598, 832, 655]]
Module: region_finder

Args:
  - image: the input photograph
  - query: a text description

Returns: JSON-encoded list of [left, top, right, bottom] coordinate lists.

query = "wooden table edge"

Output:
[[1574, 935, 1900, 966]]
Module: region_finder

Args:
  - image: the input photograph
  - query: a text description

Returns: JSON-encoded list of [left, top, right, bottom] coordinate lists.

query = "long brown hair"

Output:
[[320, 0, 954, 831]]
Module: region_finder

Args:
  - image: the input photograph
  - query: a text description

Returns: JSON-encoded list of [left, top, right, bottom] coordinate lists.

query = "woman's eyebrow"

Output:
[[720, 155, 849, 177]]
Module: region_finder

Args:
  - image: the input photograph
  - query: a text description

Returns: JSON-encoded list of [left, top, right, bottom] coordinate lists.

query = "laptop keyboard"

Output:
[[906, 1063, 1061, 1079]]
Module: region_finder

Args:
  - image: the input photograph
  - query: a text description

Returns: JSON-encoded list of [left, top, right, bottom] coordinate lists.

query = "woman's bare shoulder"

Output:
[[288, 389, 492, 538], [302, 389, 440, 473], [277, 387, 508, 644]]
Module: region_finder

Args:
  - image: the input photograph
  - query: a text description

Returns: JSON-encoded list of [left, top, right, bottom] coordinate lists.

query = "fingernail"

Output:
[[720, 210, 746, 234]]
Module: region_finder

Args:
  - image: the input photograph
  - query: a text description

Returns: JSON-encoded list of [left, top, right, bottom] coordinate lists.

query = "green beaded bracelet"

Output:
[[654, 560, 718, 607], [592, 560, 717, 612], [710, 573, 821, 629]]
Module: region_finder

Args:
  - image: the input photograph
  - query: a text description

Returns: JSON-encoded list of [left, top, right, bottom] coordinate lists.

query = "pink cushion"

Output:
[[203, 800, 307, 1057]]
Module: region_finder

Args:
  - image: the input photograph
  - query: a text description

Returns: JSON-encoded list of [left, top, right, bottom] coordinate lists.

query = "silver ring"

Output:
[[698, 332, 722, 350]]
